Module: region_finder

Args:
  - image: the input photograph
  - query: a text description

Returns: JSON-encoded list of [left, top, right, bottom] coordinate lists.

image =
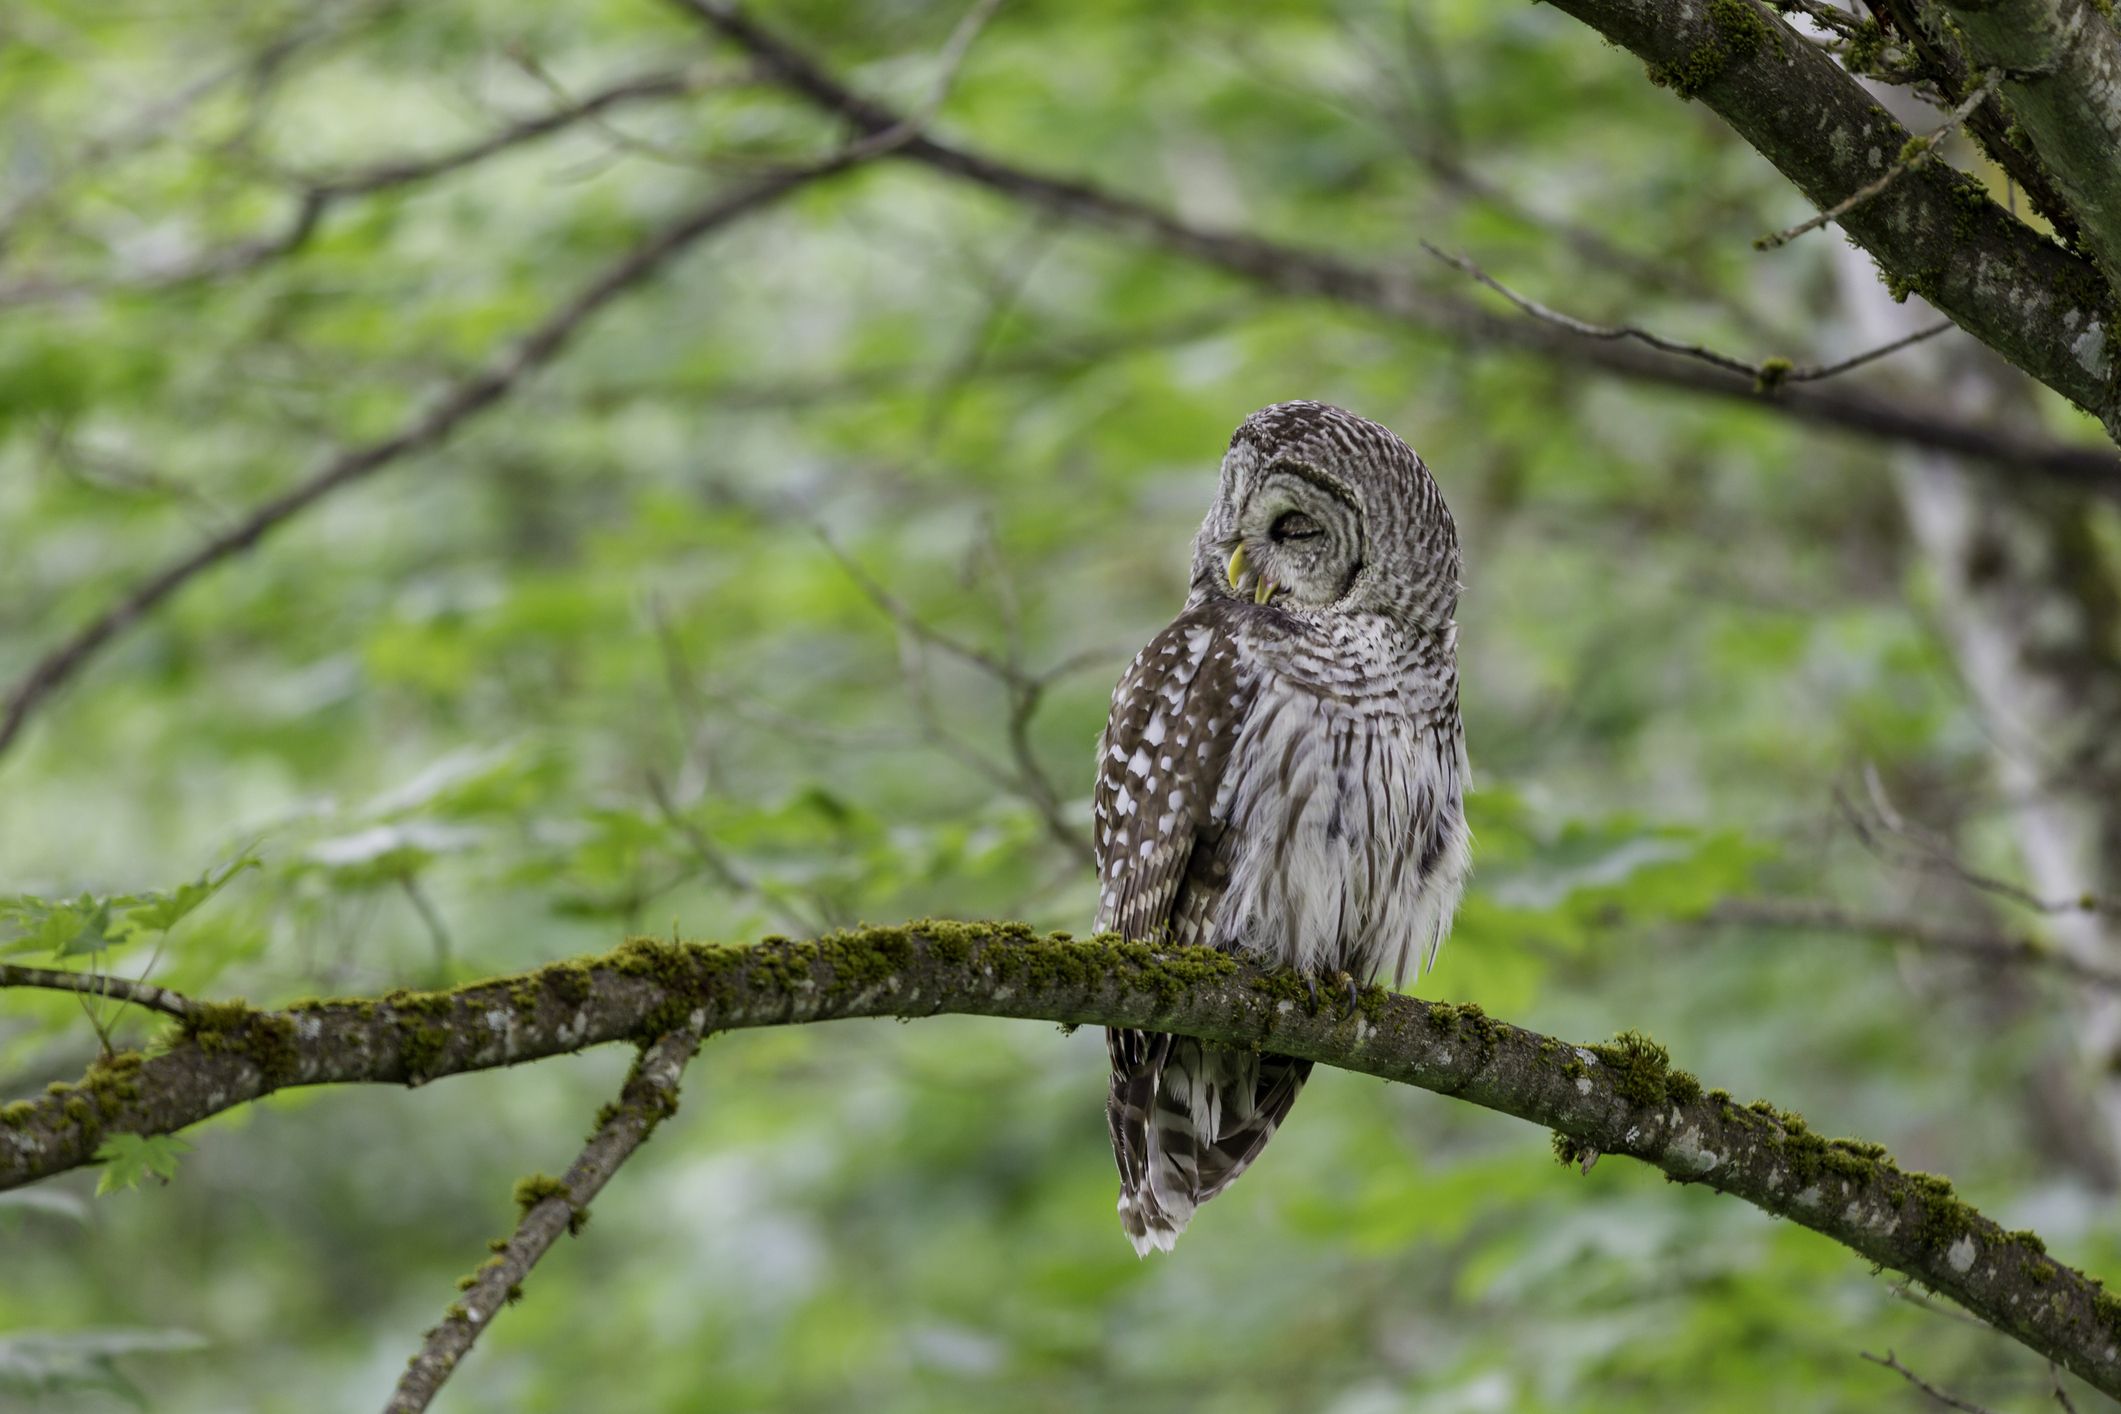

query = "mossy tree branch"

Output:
[[1927, 0, 2121, 291], [383, 1019, 708, 1414], [5, 923, 2121, 1397], [1534, 0, 2121, 438]]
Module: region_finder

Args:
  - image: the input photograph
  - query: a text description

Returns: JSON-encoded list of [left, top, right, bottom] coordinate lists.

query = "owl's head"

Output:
[[1191, 401, 1459, 628]]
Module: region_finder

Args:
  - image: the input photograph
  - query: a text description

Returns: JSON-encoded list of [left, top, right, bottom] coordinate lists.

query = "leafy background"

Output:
[[1, 0, 2116, 1409]]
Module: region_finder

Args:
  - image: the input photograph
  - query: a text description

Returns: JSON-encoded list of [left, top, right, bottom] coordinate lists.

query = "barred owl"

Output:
[[1096, 400, 1468, 1255]]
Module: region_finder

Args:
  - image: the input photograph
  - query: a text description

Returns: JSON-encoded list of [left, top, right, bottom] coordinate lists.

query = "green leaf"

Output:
[[93, 1134, 193, 1196], [0, 893, 115, 958], [112, 853, 260, 941]]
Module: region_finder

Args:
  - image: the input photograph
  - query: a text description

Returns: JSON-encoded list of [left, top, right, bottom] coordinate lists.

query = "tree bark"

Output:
[[1536, 0, 2120, 435], [8, 923, 2121, 1398], [1929, 0, 2121, 289]]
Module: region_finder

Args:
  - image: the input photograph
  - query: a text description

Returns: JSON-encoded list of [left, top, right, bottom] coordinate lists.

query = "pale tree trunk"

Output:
[[1831, 236, 2121, 1184]]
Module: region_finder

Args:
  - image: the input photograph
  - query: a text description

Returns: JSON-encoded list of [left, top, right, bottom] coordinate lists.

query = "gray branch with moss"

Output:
[[1927, 0, 2121, 290], [1534, 0, 2121, 437], [5, 923, 2121, 1399], [383, 1019, 708, 1414]]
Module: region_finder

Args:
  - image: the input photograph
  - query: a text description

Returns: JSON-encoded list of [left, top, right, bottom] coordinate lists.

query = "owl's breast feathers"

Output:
[[1095, 598, 1466, 986]]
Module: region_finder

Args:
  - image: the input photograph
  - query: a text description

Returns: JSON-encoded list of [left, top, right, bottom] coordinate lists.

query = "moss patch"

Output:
[[1646, 0, 1777, 100], [178, 1004, 299, 1086], [1588, 1030, 1702, 1107]]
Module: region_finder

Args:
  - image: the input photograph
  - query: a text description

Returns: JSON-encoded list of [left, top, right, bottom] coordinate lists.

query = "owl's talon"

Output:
[[1302, 974, 1321, 1013], [1338, 972, 1361, 1017]]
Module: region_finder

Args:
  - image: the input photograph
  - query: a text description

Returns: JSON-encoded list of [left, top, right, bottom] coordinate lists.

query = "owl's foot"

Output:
[[1298, 969, 1364, 1019]]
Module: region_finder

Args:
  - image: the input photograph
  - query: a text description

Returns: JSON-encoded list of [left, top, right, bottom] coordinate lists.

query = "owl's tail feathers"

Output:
[[1106, 1030, 1312, 1257]]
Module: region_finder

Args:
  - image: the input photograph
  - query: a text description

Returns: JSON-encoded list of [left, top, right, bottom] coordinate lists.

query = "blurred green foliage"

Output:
[[1, 0, 2117, 1409]]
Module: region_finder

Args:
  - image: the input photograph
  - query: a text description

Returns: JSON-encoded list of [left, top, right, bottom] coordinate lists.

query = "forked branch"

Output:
[[5, 923, 2120, 1400]]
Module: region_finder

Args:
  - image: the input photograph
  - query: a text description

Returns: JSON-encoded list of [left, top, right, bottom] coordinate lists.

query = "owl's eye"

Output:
[[1269, 510, 1323, 542]]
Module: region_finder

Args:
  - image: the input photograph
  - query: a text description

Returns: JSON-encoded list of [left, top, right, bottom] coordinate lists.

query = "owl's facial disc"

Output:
[[1224, 463, 1363, 609]]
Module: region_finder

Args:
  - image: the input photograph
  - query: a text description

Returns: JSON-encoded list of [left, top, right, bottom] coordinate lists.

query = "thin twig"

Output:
[[0, 152, 872, 765], [1418, 241, 1953, 389], [1886, 1281, 1995, 1331], [642, 770, 818, 932], [816, 532, 1100, 866], [1839, 776, 2121, 919], [2052, 1362, 2081, 1413], [1793, 320, 1956, 380], [382, 1021, 706, 1414], [1861, 1349, 2001, 1414], [1756, 72, 2001, 251], [396, 874, 453, 978], [0, 964, 198, 1021]]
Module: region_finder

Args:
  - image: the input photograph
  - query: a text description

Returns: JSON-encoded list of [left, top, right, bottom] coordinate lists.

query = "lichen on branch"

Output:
[[5, 922, 2121, 1398], [1538, 0, 2121, 438]]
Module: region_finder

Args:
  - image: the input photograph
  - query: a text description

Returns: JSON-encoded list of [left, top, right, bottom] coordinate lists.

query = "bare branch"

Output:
[[642, 769, 821, 933], [669, 0, 2121, 486], [0, 152, 876, 765], [0, 964, 198, 1021], [1861, 1349, 2001, 1414], [1794, 319, 1957, 381], [818, 533, 1099, 867], [383, 1021, 705, 1414], [1838, 777, 2121, 919], [1419, 241, 1954, 387], [9, 924, 2121, 1400]]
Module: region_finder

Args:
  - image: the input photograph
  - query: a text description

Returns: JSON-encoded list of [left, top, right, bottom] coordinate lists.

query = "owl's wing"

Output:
[[1093, 610, 1245, 947], [1095, 608, 1252, 1253]]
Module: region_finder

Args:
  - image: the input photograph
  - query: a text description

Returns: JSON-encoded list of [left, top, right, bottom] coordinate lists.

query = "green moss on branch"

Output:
[[4, 921, 2120, 1399]]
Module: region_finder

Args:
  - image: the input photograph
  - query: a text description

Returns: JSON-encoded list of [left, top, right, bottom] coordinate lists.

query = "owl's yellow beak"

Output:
[[1226, 544, 1276, 604]]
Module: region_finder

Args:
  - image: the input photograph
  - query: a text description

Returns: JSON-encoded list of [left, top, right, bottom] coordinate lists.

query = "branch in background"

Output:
[[0, 0, 384, 258], [817, 532, 1101, 868], [0, 0, 1008, 766], [1755, 71, 2001, 251], [643, 768, 824, 933], [1926, 0, 2121, 289], [1838, 773, 2121, 920], [0, 63, 720, 308], [0, 151, 871, 766], [1705, 897, 2121, 991], [1861, 1350, 2000, 1414], [0, 963, 198, 1021], [1420, 240, 1953, 387], [1530, 0, 2119, 437], [669, 0, 2121, 488], [383, 1020, 706, 1414], [6, 923, 2121, 1399]]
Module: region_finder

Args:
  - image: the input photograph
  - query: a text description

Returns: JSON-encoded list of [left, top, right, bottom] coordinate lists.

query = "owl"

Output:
[[1095, 400, 1468, 1255]]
